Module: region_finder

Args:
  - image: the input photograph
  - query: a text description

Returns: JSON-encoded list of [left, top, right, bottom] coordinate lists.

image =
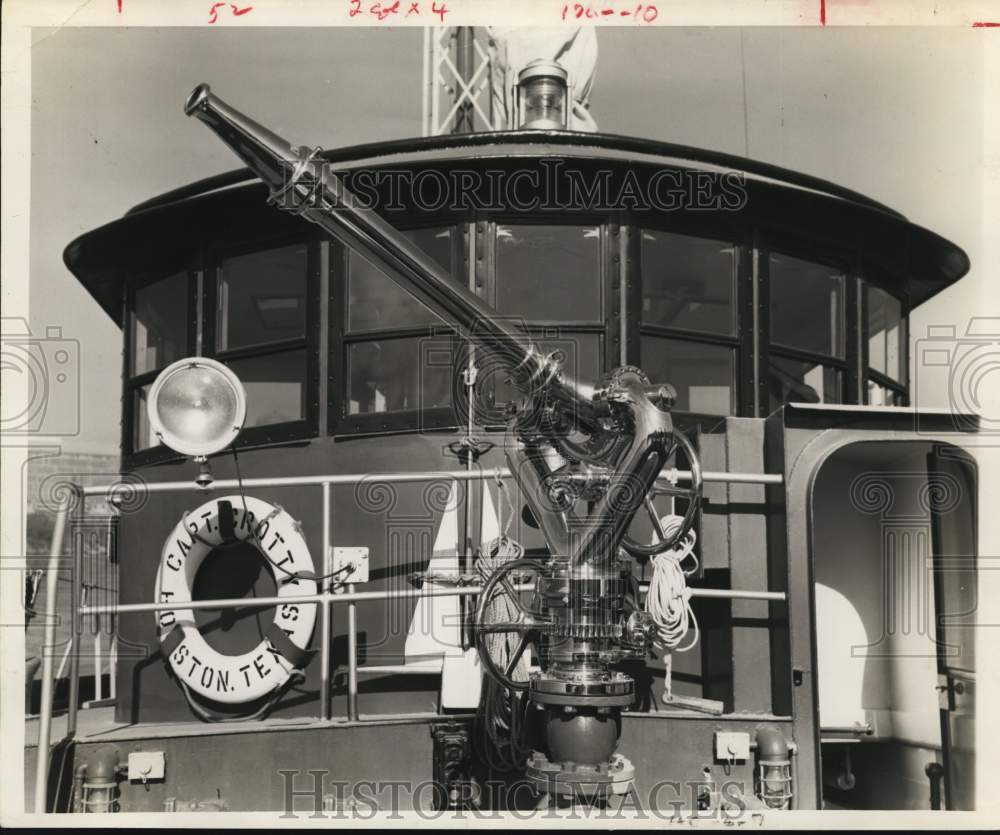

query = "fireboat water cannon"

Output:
[[185, 84, 704, 801]]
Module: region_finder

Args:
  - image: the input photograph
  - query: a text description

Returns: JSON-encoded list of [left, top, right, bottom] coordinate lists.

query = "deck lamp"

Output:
[[754, 727, 794, 809], [515, 60, 569, 130], [148, 357, 247, 484]]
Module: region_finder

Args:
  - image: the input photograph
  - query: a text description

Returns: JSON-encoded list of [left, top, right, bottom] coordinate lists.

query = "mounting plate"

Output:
[[330, 546, 369, 584], [128, 751, 165, 782], [714, 731, 750, 762]]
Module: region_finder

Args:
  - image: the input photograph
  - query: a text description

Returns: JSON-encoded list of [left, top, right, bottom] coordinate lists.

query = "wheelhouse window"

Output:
[[495, 224, 602, 321], [766, 252, 846, 412], [132, 383, 155, 451], [334, 226, 460, 430], [126, 271, 193, 453], [638, 230, 738, 415], [488, 224, 605, 412], [865, 283, 907, 405], [227, 350, 309, 426], [216, 246, 308, 352], [641, 336, 735, 415], [131, 273, 188, 377], [642, 231, 737, 336], [208, 241, 316, 436], [124, 240, 318, 460]]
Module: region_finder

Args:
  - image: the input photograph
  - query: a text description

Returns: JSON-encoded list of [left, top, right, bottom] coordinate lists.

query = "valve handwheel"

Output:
[[474, 558, 552, 692], [621, 429, 703, 559]]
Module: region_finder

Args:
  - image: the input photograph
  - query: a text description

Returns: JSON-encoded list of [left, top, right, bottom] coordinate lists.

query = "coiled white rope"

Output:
[[645, 514, 700, 655]]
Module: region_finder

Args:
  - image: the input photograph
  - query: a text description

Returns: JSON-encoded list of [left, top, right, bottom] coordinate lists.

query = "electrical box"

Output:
[[331, 546, 369, 584], [128, 751, 165, 782], [714, 732, 750, 762]]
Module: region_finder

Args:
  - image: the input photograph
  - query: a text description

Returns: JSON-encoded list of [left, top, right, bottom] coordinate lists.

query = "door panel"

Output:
[[928, 446, 977, 811]]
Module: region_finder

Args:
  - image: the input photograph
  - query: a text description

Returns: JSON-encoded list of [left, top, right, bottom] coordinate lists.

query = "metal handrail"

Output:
[[34, 465, 784, 813], [80, 583, 785, 616], [79, 466, 783, 498], [34, 486, 75, 814]]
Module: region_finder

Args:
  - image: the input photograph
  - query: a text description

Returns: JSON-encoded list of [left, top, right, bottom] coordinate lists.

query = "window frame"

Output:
[[328, 221, 468, 437], [756, 236, 857, 414], [478, 216, 613, 423], [634, 222, 744, 419], [120, 209, 913, 460], [124, 233, 322, 466], [122, 269, 199, 466], [202, 233, 322, 449], [861, 278, 909, 406]]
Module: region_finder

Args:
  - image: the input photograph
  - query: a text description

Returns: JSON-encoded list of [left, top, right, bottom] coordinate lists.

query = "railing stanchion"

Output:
[[109, 637, 117, 701], [320, 481, 332, 721], [93, 624, 102, 703], [67, 489, 84, 739], [34, 487, 74, 813], [347, 583, 358, 721]]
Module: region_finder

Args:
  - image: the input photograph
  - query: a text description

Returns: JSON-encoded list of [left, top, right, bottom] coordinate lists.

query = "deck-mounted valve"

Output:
[[183, 85, 703, 803], [472, 368, 703, 800]]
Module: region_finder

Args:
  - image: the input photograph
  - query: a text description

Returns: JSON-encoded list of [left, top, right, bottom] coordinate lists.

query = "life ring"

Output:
[[155, 495, 317, 705]]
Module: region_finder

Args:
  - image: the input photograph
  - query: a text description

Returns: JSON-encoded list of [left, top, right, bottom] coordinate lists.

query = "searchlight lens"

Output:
[[148, 357, 247, 457]]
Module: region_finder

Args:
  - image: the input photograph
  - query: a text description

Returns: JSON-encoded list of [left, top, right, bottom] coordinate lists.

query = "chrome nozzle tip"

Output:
[[184, 83, 212, 116]]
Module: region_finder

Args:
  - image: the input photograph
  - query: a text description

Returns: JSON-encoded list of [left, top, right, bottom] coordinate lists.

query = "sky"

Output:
[[28, 26, 992, 453]]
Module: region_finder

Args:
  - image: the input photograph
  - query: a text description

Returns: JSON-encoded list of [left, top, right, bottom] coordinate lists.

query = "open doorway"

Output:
[[810, 441, 977, 810]]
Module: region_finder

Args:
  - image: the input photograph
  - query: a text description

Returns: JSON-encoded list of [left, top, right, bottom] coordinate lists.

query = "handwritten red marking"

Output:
[[117, 0, 123, 12], [560, 3, 657, 22], [972, 21, 1000, 27], [349, 0, 362, 16], [406, 1, 420, 14], [820, 0, 826, 25], [431, 1, 448, 22], [209, 2, 252, 23]]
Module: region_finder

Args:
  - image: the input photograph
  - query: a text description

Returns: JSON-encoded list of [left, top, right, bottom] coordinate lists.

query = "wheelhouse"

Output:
[[64, 132, 966, 467]]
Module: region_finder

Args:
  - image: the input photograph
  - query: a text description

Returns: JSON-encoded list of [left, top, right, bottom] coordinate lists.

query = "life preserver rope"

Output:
[[155, 495, 317, 705]]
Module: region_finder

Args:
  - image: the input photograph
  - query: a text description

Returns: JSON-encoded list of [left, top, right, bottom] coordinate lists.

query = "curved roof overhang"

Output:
[[64, 130, 970, 327]]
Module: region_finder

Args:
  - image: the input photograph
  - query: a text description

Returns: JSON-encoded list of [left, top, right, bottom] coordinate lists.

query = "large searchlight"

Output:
[[147, 356, 247, 484]]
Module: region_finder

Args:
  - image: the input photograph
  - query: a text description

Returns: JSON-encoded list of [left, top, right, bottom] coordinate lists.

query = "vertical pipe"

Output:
[[92, 524, 102, 700], [106, 518, 116, 701], [34, 491, 72, 813], [347, 583, 358, 721], [619, 224, 629, 366], [93, 627, 102, 703], [109, 638, 117, 701], [67, 492, 84, 738], [461, 228, 477, 648], [320, 481, 332, 721]]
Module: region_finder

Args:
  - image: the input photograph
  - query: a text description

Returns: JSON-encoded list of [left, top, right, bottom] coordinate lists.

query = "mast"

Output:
[[422, 27, 499, 136]]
